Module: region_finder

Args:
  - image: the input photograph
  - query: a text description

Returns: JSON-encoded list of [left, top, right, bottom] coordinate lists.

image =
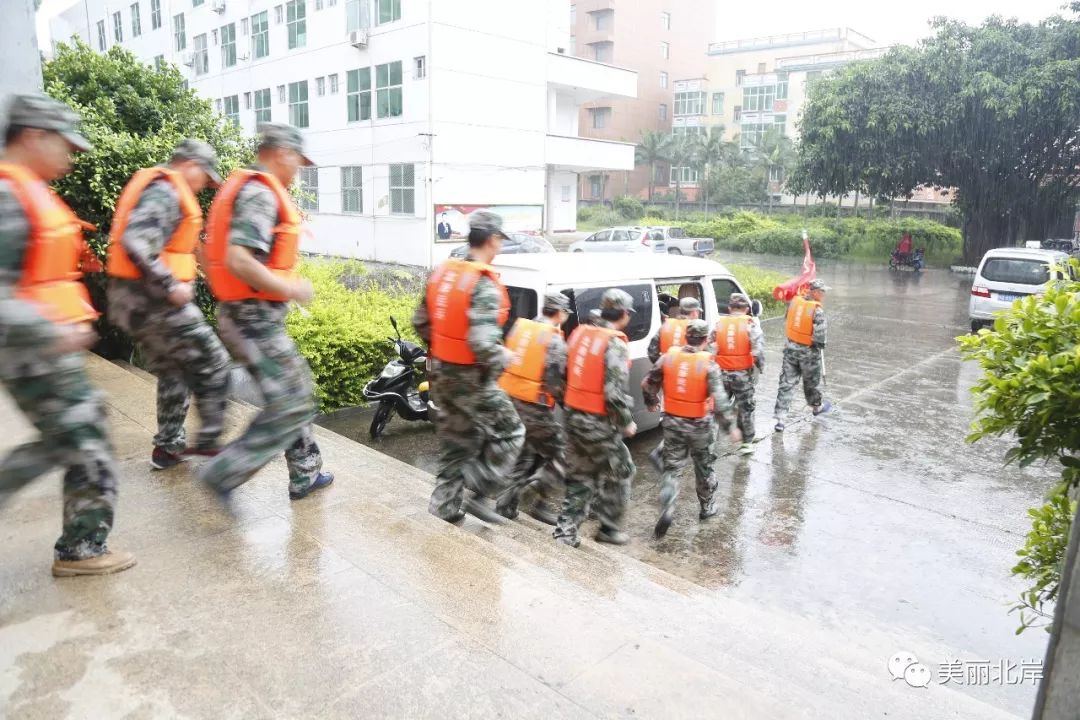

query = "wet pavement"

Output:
[[319, 253, 1054, 716]]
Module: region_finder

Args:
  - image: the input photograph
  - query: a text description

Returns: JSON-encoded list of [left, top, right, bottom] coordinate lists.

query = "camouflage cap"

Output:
[[685, 319, 710, 340], [728, 292, 751, 309], [172, 138, 222, 184], [467, 209, 510, 240], [4, 94, 91, 151], [543, 292, 573, 314], [600, 288, 636, 314], [808, 279, 831, 292], [257, 122, 314, 166], [679, 297, 702, 313]]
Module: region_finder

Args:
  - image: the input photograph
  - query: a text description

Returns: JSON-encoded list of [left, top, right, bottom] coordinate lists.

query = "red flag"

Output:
[[772, 231, 817, 302]]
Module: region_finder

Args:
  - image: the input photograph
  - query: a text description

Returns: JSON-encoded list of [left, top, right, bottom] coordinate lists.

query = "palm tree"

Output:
[[635, 130, 670, 203], [665, 133, 693, 220], [690, 127, 725, 216], [751, 128, 796, 214]]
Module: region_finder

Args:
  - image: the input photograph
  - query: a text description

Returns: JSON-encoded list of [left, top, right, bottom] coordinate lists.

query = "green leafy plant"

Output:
[[613, 195, 645, 220], [1011, 489, 1077, 633]]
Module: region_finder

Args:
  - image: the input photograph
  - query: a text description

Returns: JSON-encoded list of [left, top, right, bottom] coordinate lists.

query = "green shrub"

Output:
[[613, 195, 645, 220], [725, 263, 788, 317], [638, 215, 667, 227], [643, 205, 670, 219], [287, 260, 420, 413], [1010, 488, 1076, 633], [577, 205, 596, 222], [589, 208, 624, 228]]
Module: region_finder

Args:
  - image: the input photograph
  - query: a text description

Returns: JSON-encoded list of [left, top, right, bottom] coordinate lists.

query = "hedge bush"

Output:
[[725, 263, 788, 317], [287, 260, 420, 413], [614, 195, 645, 220]]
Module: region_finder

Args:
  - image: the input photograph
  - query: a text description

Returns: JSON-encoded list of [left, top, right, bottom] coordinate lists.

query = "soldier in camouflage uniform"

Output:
[[643, 319, 740, 538], [717, 292, 765, 455], [106, 140, 232, 470], [413, 210, 525, 524], [196, 124, 334, 499], [553, 288, 638, 548], [773, 279, 832, 431], [646, 296, 703, 472], [494, 292, 571, 525], [0, 95, 135, 576]]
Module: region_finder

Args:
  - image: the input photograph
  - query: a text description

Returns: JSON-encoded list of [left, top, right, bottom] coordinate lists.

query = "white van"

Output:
[[493, 253, 762, 432], [969, 247, 1072, 332]]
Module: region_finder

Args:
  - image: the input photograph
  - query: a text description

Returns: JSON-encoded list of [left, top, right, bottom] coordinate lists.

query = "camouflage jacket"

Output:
[[590, 318, 635, 430], [535, 315, 568, 405], [0, 178, 60, 350], [412, 255, 508, 370], [113, 173, 185, 302], [641, 344, 734, 431], [229, 163, 282, 264]]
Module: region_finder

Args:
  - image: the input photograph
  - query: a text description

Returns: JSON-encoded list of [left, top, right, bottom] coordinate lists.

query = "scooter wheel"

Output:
[[370, 402, 394, 439]]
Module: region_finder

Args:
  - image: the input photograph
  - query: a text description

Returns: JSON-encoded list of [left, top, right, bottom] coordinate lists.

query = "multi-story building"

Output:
[[48, 0, 636, 266], [570, 0, 713, 203]]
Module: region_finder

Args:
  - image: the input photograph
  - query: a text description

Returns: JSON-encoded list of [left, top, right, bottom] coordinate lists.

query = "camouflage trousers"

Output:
[[428, 362, 525, 520], [496, 398, 566, 517], [554, 409, 635, 545], [197, 301, 322, 495], [773, 344, 823, 418], [108, 282, 231, 454], [0, 350, 117, 560], [722, 369, 757, 442], [659, 414, 718, 518]]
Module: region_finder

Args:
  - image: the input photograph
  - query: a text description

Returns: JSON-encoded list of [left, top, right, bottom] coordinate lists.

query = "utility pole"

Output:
[[2, 0, 43, 99]]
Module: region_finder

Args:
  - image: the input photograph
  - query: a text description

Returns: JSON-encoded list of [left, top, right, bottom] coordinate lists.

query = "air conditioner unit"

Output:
[[181, 51, 195, 67], [211, 0, 226, 12], [348, 29, 368, 49]]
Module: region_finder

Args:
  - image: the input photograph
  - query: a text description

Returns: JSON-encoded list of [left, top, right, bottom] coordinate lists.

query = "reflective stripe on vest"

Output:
[[0, 162, 99, 325], [204, 169, 301, 301], [107, 167, 203, 282], [785, 295, 820, 346], [662, 348, 714, 418], [498, 318, 560, 407], [564, 324, 627, 415], [659, 318, 689, 354], [426, 258, 511, 365], [715, 315, 754, 371]]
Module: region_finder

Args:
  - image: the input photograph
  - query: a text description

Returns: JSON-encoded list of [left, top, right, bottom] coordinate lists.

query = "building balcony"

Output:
[[547, 52, 637, 104], [546, 134, 635, 173], [576, 0, 616, 12], [775, 47, 891, 72], [707, 27, 875, 55]]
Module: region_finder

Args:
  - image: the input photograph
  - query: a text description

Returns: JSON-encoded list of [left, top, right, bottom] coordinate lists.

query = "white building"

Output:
[[47, 0, 636, 267]]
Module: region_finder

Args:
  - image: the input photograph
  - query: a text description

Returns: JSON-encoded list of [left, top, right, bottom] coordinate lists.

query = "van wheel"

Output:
[[573, 249, 583, 253], [668, 247, 682, 255], [970, 320, 983, 334]]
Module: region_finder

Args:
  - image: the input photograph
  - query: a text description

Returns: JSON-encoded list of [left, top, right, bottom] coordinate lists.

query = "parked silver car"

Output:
[[448, 233, 556, 258], [567, 227, 667, 254]]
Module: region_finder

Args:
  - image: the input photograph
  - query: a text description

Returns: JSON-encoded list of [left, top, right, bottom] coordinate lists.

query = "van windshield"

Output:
[[981, 258, 1050, 285]]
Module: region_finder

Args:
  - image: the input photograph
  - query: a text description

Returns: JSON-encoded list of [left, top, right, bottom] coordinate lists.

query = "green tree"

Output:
[[666, 133, 693, 220], [792, 12, 1080, 263], [689, 127, 725, 215], [43, 39, 255, 355], [749, 128, 796, 214], [635, 130, 670, 203]]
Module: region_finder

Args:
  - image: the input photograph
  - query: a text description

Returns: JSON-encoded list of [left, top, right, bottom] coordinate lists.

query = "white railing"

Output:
[[775, 47, 891, 70], [708, 27, 875, 55]]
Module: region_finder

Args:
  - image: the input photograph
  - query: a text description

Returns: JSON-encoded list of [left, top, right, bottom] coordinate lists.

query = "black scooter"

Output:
[[362, 316, 433, 439]]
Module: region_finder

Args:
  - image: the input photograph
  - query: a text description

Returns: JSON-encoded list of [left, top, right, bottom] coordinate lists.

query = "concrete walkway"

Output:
[[0, 355, 1020, 719]]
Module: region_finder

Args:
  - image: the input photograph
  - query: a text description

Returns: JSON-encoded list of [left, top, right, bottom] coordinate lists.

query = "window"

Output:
[[173, 13, 186, 51], [589, 175, 603, 198], [980, 258, 1052, 285], [113, 11, 123, 42], [377, 0, 401, 24], [274, 5, 283, 23], [341, 166, 362, 213], [672, 126, 703, 138], [193, 33, 208, 75], [712, 278, 740, 314], [254, 88, 272, 122], [673, 91, 705, 116], [590, 107, 610, 129], [659, 71, 668, 89], [131, 3, 142, 36], [215, 99, 222, 113], [316, 76, 326, 96], [151, 0, 161, 29], [660, 11, 670, 29], [414, 56, 426, 80], [773, 114, 786, 133], [223, 95, 239, 126], [329, 74, 339, 93], [768, 166, 783, 183], [669, 166, 699, 184], [193, 0, 204, 6], [346, 67, 371, 121], [740, 122, 771, 149], [733, 105, 742, 121], [154, 54, 165, 70], [288, 80, 309, 127], [569, 4, 576, 27], [220, 23, 236, 67], [212, 28, 218, 44], [660, 41, 669, 59], [506, 288, 539, 325], [316, 0, 324, 9], [96, 19, 107, 50], [735, 69, 745, 86], [250, 11, 269, 58], [287, 0, 306, 49], [277, 84, 286, 103], [561, 185, 571, 202], [375, 61, 402, 118], [757, 62, 767, 74], [346, 0, 368, 32], [806, 70, 823, 85], [586, 229, 611, 243], [711, 92, 723, 115], [241, 17, 249, 34], [243, 91, 252, 109], [659, 103, 667, 120], [297, 167, 319, 211], [593, 42, 613, 64], [592, 9, 612, 31], [743, 84, 776, 112], [564, 285, 653, 342], [776, 73, 789, 100], [389, 163, 414, 214]]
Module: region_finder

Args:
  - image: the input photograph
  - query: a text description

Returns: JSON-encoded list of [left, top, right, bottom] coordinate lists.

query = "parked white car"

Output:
[[567, 226, 666, 254], [648, 226, 715, 257], [969, 247, 1073, 332]]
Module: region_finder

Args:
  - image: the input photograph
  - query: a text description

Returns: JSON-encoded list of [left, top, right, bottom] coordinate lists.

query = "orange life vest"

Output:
[[659, 318, 689, 354], [715, 315, 754, 371], [785, 295, 820, 346], [662, 349, 714, 418], [498, 318, 561, 407], [107, 167, 202, 282], [564, 324, 628, 415], [426, 258, 511, 364], [204, 169, 301, 302], [0, 162, 99, 325]]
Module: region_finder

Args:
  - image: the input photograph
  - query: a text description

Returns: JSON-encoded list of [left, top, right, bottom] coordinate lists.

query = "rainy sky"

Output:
[[716, 0, 1074, 46]]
